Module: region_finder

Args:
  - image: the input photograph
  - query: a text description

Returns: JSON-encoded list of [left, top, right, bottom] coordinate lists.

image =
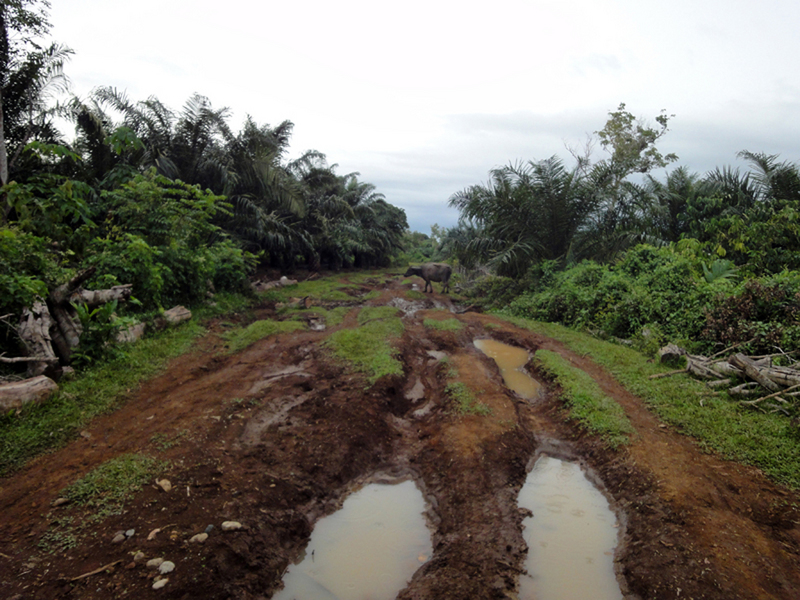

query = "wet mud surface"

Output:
[[1, 274, 800, 599]]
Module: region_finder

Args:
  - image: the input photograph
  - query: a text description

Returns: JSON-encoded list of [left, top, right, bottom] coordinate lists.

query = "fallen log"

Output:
[[163, 306, 191, 326], [729, 354, 782, 392], [69, 284, 133, 308], [0, 375, 58, 411]]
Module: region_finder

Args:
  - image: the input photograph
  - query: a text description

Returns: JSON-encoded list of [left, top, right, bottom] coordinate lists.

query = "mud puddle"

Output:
[[273, 479, 432, 600], [518, 455, 622, 600], [474, 338, 541, 399]]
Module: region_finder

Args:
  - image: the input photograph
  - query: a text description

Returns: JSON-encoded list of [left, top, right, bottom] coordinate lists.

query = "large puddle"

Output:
[[474, 338, 541, 399], [518, 455, 622, 600], [272, 480, 432, 600]]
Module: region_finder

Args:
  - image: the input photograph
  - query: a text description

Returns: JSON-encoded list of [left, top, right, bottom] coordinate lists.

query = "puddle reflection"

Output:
[[518, 456, 622, 600], [272, 480, 432, 600]]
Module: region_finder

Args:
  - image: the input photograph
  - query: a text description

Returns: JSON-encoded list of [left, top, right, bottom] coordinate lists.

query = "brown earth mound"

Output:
[[1, 274, 799, 599]]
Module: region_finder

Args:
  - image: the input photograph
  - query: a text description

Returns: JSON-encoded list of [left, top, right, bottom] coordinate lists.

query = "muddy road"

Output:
[[1, 272, 800, 599]]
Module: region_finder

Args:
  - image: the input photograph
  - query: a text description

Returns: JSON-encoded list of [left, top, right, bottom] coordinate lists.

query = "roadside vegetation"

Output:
[[513, 318, 800, 488], [533, 349, 633, 449]]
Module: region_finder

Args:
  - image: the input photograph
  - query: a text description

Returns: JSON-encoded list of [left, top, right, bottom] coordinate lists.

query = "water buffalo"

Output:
[[404, 263, 452, 294]]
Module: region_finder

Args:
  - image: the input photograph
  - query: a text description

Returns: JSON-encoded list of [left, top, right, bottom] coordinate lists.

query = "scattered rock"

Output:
[[133, 551, 146, 563], [221, 521, 242, 531], [146, 557, 164, 569], [152, 578, 169, 590], [156, 479, 172, 493], [189, 533, 208, 543], [51, 497, 69, 507], [125, 528, 135, 538], [79, 430, 92, 440], [112, 533, 126, 544], [158, 560, 175, 574], [204, 524, 214, 534]]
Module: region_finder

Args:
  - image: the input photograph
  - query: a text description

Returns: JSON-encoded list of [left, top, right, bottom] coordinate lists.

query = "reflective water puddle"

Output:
[[518, 456, 622, 600], [272, 480, 432, 600], [474, 338, 541, 399]]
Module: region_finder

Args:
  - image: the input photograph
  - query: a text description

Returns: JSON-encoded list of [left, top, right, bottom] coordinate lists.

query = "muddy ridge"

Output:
[[1, 274, 799, 599]]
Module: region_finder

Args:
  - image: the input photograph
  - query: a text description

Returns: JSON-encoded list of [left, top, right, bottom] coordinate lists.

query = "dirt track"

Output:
[[1, 272, 800, 599]]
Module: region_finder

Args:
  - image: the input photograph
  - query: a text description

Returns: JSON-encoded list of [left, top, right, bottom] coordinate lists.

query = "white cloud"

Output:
[[48, 0, 800, 232]]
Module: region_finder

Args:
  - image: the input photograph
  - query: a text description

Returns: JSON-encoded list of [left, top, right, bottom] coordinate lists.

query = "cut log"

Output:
[[0, 375, 58, 411], [69, 284, 133, 308], [729, 354, 782, 392], [163, 306, 191, 326], [18, 300, 60, 378], [658, 343, 686, 366], [707, 361, 744, 378], [686, 356, 722, 380], [116, 322, 146, 344]]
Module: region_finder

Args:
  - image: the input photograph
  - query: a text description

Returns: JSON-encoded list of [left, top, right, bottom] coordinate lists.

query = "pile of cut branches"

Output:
[[652, 342, 800, 415]]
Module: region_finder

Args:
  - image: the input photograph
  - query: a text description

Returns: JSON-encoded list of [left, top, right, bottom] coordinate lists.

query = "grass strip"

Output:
[[534, 349, 633, 448], [325, 309, 404, 384], [424, 317, 464, 331], [223, 319, 305, 354]]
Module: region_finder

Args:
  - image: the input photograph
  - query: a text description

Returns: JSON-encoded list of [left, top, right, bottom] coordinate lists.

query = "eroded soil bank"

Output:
[[1, 273, 800, 599]]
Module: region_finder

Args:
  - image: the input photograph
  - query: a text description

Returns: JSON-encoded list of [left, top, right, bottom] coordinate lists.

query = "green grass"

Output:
[[406, 290, 426, 300], [505, 315, 800, 488], [63, 453, 167, 510], [260, 277, 358, 303], [445, 380, 491, 416], [534, 349, 633, 448], [325, 308, 405, 384], [0, 321, 205, 476], [423, 317, 464, 331], [38, 453, 168, 553], [223, 319, 305, 354]]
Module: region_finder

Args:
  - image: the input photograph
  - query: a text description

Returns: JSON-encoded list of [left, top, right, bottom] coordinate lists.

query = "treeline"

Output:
[[445, 104, 800, 356], [0, 1, 407, 373]]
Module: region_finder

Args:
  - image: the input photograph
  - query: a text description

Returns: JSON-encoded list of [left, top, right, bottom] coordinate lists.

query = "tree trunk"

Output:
[[18, 300, 60, 378]]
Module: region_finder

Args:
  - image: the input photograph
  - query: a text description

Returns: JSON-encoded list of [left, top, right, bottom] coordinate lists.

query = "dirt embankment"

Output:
[[1, 274, 799, 599]]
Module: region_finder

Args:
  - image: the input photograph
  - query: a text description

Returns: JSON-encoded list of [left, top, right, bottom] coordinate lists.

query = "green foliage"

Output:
[[595, 102, 678, 178], [223, 319, 305, 354], [534, 349, 632, 448], [0, 226, 60, 314], [70, 300, 136, 368]]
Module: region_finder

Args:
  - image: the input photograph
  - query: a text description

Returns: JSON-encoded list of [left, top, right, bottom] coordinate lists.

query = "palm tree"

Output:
[[449, 157, 597, 277]]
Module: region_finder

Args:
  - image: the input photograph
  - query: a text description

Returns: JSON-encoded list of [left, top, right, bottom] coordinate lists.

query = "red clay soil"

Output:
[[1, 274, 799, 599]]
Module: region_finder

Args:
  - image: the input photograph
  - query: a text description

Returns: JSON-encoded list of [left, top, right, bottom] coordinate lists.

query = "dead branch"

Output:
[[70, 560, 123, 582]]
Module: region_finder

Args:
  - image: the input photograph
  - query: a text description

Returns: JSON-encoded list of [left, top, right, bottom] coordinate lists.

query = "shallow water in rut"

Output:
[[272, 480, 432, 600], [518, 456, 622, 600], [473, 338, 541, 399]]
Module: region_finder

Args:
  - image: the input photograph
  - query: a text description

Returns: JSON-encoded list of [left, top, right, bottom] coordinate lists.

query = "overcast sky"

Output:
[[49, 0, 800, 232]]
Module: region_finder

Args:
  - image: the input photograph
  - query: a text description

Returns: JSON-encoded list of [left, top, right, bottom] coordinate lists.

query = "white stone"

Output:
[[158, 560, 175, 574], [221, 521, 242, 531], [189, 533, 208, 543], [146, 557, 164, 569], [152, 578, 169, 589]]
